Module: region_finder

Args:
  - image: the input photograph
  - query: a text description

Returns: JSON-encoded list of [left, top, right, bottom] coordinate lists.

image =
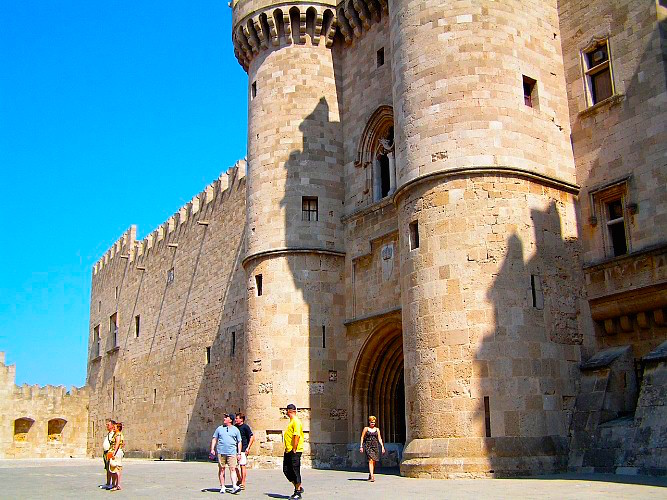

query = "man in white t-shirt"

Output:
[[98, 419, 115, 490]]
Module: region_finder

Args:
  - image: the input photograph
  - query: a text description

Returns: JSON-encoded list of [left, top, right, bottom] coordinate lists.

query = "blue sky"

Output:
[[0, 1, 248, 387]]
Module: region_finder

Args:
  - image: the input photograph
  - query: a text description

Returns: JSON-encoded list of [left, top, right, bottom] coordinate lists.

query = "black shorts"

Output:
[[282, 451, 302, 485]]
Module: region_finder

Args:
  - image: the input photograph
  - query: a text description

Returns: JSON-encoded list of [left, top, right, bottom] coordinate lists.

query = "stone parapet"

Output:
[[231, 1, 338, 71]]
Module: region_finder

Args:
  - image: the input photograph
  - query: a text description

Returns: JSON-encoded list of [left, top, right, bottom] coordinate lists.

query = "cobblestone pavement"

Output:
[[0, 459, 665, 499]]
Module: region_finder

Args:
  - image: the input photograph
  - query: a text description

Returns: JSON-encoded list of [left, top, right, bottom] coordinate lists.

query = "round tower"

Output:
[[232, 0, 347, 466], [389, 0, 587, 476]]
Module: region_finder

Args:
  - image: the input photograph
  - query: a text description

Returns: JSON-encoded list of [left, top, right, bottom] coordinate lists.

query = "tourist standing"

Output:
[[99, 419, 116, 490], [283, 404, 304, 499], [109, 422, 125, 491], [234, 413, 255, 490], [359, 416, 385, 482], [210, 413, 242, 494]]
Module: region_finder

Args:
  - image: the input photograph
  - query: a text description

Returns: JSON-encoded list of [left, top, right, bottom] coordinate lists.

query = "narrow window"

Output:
[[114, 286, 119, 300], [98, 300, 101, 312], [167, 267, 175, 285], [583, 40, 613, 105], [322, 325, 326, 349], [376, 47, 385, 67], [255, 274, 263, 296], [409, 221, 420, 250], [231, 331, 236, 357], [153, 388, 157, 404], [379, 155, 391, 198], [93, 325, 100, 358], [606, 199, 628, 256], [109, 313, 118, 348], [206, 346, 211, 364], [112, 377, 116, 411], [522, 75, 537, 108], [251, 81, 257, 99], [484, 396, 491, 437], [302, 196, 318, 221], [530, 275, 543, 309], [135, 315, 140, 338]]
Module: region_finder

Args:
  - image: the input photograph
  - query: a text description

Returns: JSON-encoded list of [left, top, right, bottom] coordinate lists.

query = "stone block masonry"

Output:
[[87, 162, 247, 459]]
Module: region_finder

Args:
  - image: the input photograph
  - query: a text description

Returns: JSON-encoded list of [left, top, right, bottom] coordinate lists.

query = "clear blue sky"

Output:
[[0, 1, 248, 387]]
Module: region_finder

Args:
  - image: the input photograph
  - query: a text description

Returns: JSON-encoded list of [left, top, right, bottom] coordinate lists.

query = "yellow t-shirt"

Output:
[[284, 416, 304, 453]]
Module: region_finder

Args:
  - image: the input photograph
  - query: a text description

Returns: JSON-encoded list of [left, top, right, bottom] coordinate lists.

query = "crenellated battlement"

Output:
[[334, 0, 387, 44], [232, 2, 338, 71], [92, 159, 246, 276], [0, 352, 88, 401], [231, 0, 389, 71]]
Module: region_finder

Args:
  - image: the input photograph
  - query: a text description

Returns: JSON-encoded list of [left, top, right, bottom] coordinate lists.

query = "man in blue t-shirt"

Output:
[[210, 413, 242, 494]]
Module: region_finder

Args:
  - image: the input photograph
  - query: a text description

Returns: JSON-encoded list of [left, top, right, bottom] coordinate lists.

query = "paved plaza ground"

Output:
[[0, 459, 665, 499]]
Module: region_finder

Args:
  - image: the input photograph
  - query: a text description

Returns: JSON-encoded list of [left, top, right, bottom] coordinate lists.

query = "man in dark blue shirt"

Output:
[[234, 413, 255, 490]]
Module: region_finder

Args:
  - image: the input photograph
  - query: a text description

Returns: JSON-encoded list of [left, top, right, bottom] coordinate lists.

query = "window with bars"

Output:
[[302, 196, 318, 221], [583, 39, 614, 106]]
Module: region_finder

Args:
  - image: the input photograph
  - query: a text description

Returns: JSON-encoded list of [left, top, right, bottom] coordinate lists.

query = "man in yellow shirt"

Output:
[[283, 404, 304, 499]]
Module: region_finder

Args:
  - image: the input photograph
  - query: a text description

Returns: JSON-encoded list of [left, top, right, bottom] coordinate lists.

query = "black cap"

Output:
[[286, 404, 296, 411], [229, 413, 236, 421]]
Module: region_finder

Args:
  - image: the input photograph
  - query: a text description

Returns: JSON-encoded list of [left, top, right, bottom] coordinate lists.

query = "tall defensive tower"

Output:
[[389, 0, 590, 476], [231, 1, 347, 465]]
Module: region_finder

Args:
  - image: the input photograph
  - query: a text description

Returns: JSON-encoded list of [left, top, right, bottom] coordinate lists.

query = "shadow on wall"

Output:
[[281, 97, 346, 468], [181, 206, 247, 460], [481, 200, 584, 475]]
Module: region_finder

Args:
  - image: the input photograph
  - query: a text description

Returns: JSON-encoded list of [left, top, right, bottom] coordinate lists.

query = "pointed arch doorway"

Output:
[[352, 320, 406, 446]]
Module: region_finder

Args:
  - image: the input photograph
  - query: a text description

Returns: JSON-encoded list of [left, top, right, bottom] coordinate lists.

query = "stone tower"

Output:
[[232, 1, 348, 464], [389, 0, 589, 476]]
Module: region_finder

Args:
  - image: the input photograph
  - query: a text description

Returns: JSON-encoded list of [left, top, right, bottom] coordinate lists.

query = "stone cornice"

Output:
[[392, 166, 580, 204], [242, 247, 345, 267]]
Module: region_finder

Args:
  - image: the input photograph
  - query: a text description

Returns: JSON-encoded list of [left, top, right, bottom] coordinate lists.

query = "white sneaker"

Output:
[[219, 485, 226, 494], [230, 486, 241, 494]]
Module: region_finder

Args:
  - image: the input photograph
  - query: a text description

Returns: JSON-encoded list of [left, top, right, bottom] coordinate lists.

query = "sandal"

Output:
[[110, 486, 122, 491], [370, 476, 375, 482]]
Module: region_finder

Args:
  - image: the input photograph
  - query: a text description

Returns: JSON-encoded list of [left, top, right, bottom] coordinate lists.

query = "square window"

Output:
[[302, 196, 318, 221], [377, 47, 385, 68], [582, 39, 614, 106]]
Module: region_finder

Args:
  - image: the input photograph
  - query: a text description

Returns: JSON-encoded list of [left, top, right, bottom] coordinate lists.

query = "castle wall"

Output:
[[76, 0, 667, 479], [86, 166, 247, 459], [0, 353, 89, 458], [558, 1, 667, 474], [559, 0, 667, 263]]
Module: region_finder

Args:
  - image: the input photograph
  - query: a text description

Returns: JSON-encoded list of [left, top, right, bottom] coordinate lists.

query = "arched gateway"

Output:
[[351, 320, 406, 446]]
